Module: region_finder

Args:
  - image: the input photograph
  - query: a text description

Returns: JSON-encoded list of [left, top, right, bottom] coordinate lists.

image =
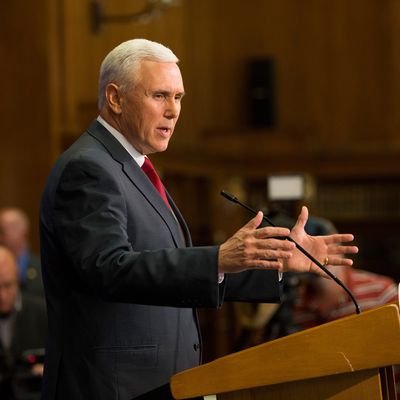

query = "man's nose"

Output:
[[164, 98, 180, 119]]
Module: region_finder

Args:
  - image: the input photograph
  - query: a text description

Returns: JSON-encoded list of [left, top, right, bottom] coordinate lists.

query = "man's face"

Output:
[[0, 256, 18, 315], [0, 211, 25, 255], [117, 60, 185, 155]]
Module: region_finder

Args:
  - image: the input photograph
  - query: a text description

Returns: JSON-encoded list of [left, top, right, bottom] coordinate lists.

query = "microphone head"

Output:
[[220, 190, 239, 203]]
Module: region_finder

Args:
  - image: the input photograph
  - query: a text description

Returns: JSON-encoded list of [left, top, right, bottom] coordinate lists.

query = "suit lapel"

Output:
[[121, 159, 188, 248], [166, 191, 192, 247], [86, 120, 188, 248]]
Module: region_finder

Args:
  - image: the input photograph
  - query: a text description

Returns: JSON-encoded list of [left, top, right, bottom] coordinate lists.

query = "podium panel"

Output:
[[217, 368, 385, 400], [171, 305, 400, 400]]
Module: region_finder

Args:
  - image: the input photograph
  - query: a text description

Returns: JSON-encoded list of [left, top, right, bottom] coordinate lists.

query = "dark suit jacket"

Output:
[[39, 120, 280, 400]]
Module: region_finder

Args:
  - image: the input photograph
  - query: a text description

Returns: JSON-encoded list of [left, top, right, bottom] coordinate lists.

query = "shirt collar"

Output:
[[97, 116, 145, 167]]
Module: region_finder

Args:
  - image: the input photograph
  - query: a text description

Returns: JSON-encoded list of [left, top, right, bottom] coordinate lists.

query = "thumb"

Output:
[[293, 206, 309, 232]]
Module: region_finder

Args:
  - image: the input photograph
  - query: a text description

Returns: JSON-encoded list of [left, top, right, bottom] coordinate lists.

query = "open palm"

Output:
[[284, 206, 358, 276]]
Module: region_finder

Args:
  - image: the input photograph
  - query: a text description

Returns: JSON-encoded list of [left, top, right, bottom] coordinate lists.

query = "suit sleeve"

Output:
[[51, 156, 222, 308], [223, 270, 282, 303]]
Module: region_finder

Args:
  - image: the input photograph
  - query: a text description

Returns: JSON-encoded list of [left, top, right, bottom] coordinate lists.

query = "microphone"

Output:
[[221, 190, 361, 315]]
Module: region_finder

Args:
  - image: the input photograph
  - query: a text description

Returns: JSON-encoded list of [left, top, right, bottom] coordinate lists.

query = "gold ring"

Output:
[[323, 257, 329, 267]]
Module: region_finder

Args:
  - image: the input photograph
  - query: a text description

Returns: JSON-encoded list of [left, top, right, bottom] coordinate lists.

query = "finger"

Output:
[[327, 257, 354, 267], [246, 259, 285, 270], [328, 245, 359, 255], [254, 237, 296, 251], [324, 234, 356, 244], [254, 226, 291, 239], [315, 257, 354, 275], [253, 248, 294, 260]]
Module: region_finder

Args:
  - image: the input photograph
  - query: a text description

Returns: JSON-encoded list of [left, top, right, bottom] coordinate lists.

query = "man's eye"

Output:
[[153, 93, 165, 101]]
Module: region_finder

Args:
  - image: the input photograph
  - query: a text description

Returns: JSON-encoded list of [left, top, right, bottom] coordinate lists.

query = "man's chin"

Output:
[[147, 142, 170, 155]]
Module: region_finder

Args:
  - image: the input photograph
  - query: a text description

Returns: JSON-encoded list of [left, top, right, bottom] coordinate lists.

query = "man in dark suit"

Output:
[[0, 246, 47, 400], [39, 38, 358, 399]]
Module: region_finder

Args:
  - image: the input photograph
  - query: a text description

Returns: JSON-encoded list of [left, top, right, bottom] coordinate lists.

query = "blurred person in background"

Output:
[[292, 264, 398, 328], [0, 208, 43, 297], [0, 246, 47, 400]]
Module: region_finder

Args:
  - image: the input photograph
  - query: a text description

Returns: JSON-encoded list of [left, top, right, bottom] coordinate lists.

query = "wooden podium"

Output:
[[170, 304, 400, 400]]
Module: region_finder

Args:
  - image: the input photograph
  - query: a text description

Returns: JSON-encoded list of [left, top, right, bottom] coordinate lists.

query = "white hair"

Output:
[[98, 38, 179, 109]]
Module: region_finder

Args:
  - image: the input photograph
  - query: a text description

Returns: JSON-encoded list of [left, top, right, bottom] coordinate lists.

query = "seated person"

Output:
[[0, 208, 43, 297], [292, 264, 398, 327], [0, 246, 47, 399]]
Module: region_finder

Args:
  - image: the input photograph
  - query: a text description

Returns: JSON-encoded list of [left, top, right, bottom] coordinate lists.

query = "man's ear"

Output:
[[105, 83, 122, 114]]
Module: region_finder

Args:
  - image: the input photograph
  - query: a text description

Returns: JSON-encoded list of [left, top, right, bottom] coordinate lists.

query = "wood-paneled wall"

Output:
[[174, 0, 400, 172], [1, 0, 400, 287], [0, 1, 53, 249], [2, 0, 400, 366], [50, 0, 400, 165]]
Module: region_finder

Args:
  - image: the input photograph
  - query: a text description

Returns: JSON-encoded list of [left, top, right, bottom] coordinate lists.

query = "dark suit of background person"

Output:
[[1, 294, 47, 364], [0, 247, 47, 400], [39, 39, 357, 400], [1, 294, 47, 400]]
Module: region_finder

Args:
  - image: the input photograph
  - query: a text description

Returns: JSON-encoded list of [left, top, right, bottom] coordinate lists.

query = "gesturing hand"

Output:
[[285, 206, 359, 276], [218, 211, 296, 274]]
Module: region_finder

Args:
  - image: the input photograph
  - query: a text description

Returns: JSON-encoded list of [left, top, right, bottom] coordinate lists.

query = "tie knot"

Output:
[[141, 157, 170, 208], [142, 156, 156, 175]]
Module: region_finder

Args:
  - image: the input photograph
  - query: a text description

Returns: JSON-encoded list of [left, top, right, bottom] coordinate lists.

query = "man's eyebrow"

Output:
[[149, 90, 186, 97]]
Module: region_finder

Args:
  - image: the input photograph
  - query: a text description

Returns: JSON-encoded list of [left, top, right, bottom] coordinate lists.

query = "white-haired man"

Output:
[[39, 38, 357, 399]]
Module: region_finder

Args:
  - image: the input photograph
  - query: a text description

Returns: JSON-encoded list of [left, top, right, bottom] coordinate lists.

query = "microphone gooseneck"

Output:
[[220, 190, 361, 315]]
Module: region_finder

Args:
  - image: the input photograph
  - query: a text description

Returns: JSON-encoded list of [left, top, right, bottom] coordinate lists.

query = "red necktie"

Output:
[[141, 157, 170, 207]]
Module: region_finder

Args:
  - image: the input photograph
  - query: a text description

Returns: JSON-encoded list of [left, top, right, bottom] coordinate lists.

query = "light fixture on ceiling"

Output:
[[90, 0, 180, 33]]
